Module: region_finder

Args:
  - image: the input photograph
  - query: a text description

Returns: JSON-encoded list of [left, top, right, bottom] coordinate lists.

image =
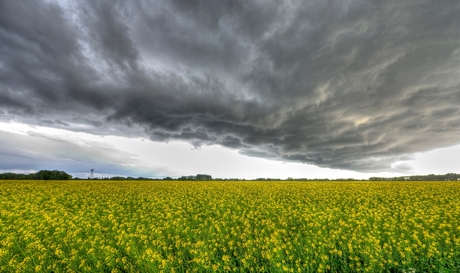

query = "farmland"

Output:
[[1, 181, 459, 272]]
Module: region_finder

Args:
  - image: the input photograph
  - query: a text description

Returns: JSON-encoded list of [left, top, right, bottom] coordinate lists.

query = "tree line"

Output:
[[369, 173, 460, 181], [2, 170, 460, 181], [0, 170, 72, 180]]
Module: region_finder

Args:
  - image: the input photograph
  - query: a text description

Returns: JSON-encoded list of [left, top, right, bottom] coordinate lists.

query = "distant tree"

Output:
[[0, 173, 27, 179], [110, 176, 126, 180], [196, 174, 212, 180], [0, 170, 72, 180], [31, 170, 72, 180]]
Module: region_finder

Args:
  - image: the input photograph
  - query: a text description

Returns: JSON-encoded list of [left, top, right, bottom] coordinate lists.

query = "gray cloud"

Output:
[[1, 0, 460, 172], [0, 130, 172, 178]]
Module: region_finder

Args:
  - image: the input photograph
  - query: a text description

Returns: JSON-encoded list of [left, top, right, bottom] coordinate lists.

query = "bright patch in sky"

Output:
[[2, 121, 459, 179]]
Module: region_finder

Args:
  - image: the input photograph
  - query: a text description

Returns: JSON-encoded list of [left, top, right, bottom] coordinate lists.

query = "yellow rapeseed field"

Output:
[[0, 181, 459, 272]]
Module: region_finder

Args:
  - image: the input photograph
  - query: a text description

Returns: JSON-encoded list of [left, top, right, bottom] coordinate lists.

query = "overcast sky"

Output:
[[1, 0, 460, 179]]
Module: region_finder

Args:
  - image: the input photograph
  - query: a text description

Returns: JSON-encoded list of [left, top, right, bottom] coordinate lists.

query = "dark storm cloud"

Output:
[[1, 0, 460, 172]]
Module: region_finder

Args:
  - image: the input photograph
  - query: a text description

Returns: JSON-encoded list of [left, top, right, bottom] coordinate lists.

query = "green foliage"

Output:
[[196, 174, 212, 180], [109, 176, 126, 180], [0, 170, 72, 180], [33, 170, 72, 180], [177, 174, 213, 180]]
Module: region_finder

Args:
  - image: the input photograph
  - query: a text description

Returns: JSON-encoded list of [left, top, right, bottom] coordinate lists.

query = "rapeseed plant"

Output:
[[0, 181, 459, 272]]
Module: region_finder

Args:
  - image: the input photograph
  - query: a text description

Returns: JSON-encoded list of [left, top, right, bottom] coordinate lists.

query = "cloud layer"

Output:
[[1, 0, 460, 172]]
